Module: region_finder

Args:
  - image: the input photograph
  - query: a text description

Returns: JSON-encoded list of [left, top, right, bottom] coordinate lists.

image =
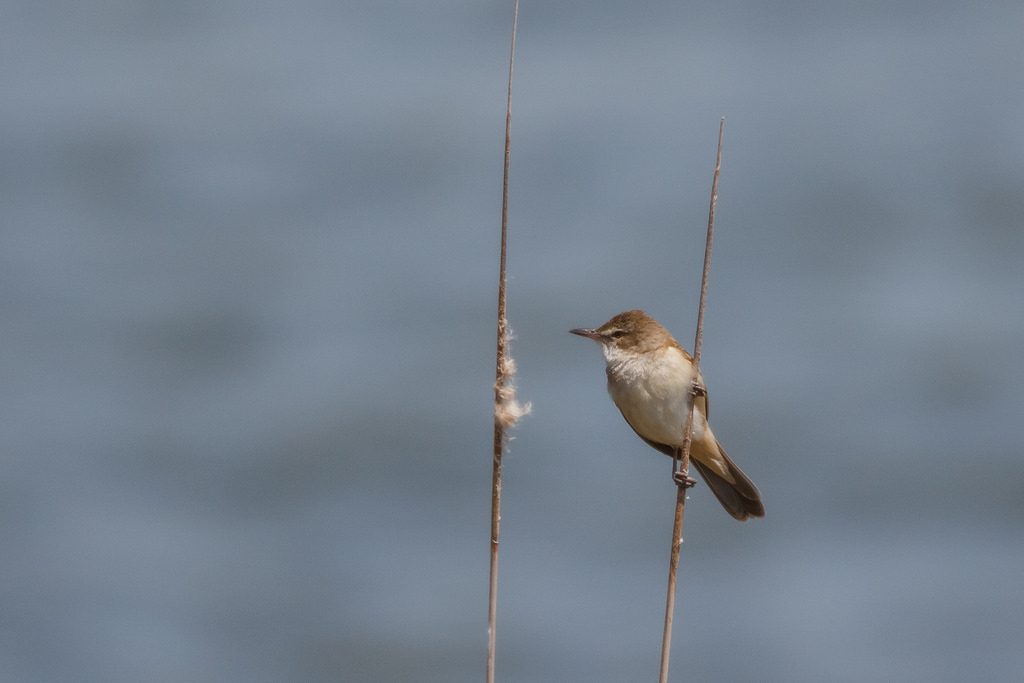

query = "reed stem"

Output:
[[658, 117, 725, 683]]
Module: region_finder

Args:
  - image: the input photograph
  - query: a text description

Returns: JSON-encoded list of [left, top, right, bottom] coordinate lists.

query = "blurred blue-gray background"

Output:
[[4, 1, 1023, 681]]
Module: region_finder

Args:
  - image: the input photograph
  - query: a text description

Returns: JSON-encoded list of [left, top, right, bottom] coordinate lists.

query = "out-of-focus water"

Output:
[[3, 2, 1023, 681]]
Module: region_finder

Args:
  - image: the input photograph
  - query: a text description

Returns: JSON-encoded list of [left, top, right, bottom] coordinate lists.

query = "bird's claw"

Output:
[[673, 470, 697, 489], [690, 380, 707, 397]]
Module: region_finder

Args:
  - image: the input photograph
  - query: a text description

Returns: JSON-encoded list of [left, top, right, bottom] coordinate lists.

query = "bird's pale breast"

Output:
[[604, 345, 707, 447]]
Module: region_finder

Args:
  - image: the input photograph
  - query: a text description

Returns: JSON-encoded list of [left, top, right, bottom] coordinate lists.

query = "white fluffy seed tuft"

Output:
[[494, 332, 531, 429]]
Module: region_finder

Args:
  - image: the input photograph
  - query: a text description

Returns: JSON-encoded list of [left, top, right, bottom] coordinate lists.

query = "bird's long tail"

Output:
[[691, 440, 764, 521]]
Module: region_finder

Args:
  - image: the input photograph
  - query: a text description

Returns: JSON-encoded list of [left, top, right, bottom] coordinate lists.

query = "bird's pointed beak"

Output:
[[570, 327, 602, 341]]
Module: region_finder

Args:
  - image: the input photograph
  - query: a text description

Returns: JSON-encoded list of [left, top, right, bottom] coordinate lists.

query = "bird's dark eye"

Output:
[[609, 330, 626, 339]]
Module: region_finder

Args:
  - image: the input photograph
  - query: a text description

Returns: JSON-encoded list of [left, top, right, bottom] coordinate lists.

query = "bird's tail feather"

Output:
[[691, 441, 764, 521]]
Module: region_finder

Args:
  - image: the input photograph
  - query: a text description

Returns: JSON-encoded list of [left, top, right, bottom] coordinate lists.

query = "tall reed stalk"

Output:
[[658, 118, 725, 683], [488, 2, 527, 681]]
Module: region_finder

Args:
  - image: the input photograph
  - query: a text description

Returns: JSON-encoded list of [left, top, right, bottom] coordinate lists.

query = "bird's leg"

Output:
[[672, 448, 697, 488]]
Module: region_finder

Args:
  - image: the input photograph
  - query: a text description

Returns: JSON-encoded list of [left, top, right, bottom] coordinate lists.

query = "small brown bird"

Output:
[[571, 310, 764, 520]]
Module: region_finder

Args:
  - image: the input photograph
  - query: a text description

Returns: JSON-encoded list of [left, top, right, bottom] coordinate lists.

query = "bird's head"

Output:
[[570, 309, 674, 355]]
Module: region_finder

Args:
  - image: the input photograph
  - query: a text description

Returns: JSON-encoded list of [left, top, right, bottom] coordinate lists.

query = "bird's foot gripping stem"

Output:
[[672, 468, 697, 489], [671, 473, 696, 489]]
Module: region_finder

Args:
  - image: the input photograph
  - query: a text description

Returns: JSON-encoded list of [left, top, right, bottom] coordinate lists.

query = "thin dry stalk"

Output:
[[658, 118, 725, 683], [488, 2, 524, 682]]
